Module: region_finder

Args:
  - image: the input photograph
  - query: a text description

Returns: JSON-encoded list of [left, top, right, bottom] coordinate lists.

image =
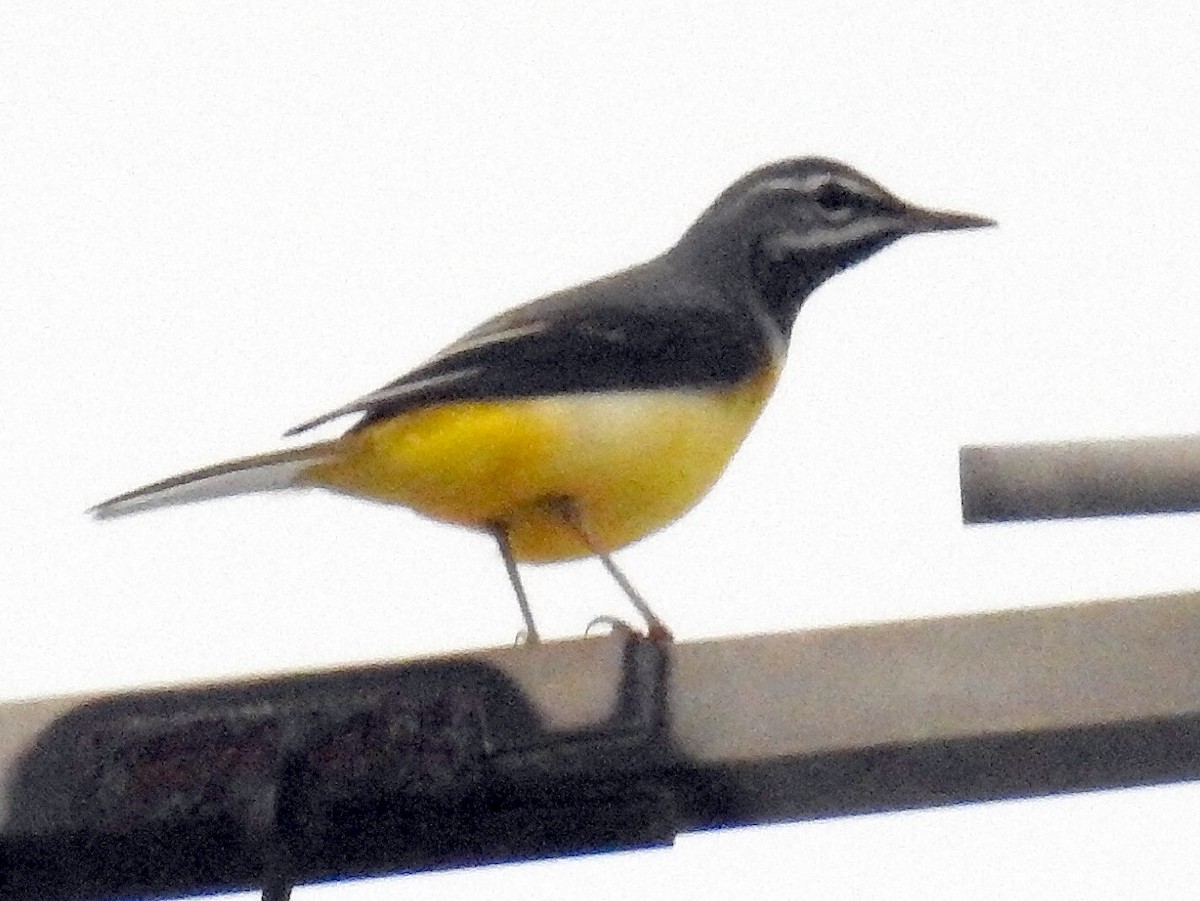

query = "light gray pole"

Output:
[[961, 435, 1200, 522]]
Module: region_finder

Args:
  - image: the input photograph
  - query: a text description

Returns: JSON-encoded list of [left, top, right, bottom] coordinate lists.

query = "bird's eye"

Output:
[[813, 181, 858, 213]]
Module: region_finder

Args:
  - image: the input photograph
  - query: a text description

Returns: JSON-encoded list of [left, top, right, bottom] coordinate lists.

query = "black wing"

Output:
[[286, 264, 775, 436]]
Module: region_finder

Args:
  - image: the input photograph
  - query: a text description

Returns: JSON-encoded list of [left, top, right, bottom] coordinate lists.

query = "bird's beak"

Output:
[[903, 205, 997, 234]]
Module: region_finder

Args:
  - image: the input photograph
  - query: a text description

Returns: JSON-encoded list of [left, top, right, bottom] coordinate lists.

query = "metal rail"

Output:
[[4, 592, 1199, 900]]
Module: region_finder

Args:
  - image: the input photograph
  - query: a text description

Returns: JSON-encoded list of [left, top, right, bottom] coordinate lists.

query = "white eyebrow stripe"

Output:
[[755, 175, 830, 194], [749, 172, 883, 202]]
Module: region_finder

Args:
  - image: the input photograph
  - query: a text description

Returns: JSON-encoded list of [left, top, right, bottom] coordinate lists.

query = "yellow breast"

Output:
[[304, 363, 780, 562]]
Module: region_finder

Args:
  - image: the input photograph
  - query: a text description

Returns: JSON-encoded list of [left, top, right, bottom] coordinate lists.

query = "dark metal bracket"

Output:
[[1, 630, 671, 901]]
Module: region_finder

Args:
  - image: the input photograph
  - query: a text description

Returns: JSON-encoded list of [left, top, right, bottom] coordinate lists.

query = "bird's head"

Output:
[[672, 157, 994, 332]]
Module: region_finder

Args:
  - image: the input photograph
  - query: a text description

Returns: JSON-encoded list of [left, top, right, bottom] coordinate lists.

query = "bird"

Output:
[[92, 157, 993, 643]]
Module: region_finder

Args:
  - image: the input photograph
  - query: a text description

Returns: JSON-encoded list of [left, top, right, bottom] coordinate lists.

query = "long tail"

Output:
[[90, 440, 342, 520]]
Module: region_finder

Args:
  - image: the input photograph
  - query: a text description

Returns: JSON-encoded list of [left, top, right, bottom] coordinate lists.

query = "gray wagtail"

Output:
[[92, 157, 993, 642]]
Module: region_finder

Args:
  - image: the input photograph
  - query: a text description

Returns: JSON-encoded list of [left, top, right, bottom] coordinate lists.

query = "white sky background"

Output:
[[4, 2, 1200, 898]]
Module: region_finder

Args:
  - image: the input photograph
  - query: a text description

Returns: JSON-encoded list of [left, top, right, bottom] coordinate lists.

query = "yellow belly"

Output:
[[303, 365, 779, 562]]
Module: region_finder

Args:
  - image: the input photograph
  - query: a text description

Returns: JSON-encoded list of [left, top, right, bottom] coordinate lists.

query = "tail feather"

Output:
[[90, 441, 341, 520]]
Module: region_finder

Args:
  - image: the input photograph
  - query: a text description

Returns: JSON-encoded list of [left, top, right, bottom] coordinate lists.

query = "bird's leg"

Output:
[[488, 521, 540, 645], [548, 498, 673, 643]]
